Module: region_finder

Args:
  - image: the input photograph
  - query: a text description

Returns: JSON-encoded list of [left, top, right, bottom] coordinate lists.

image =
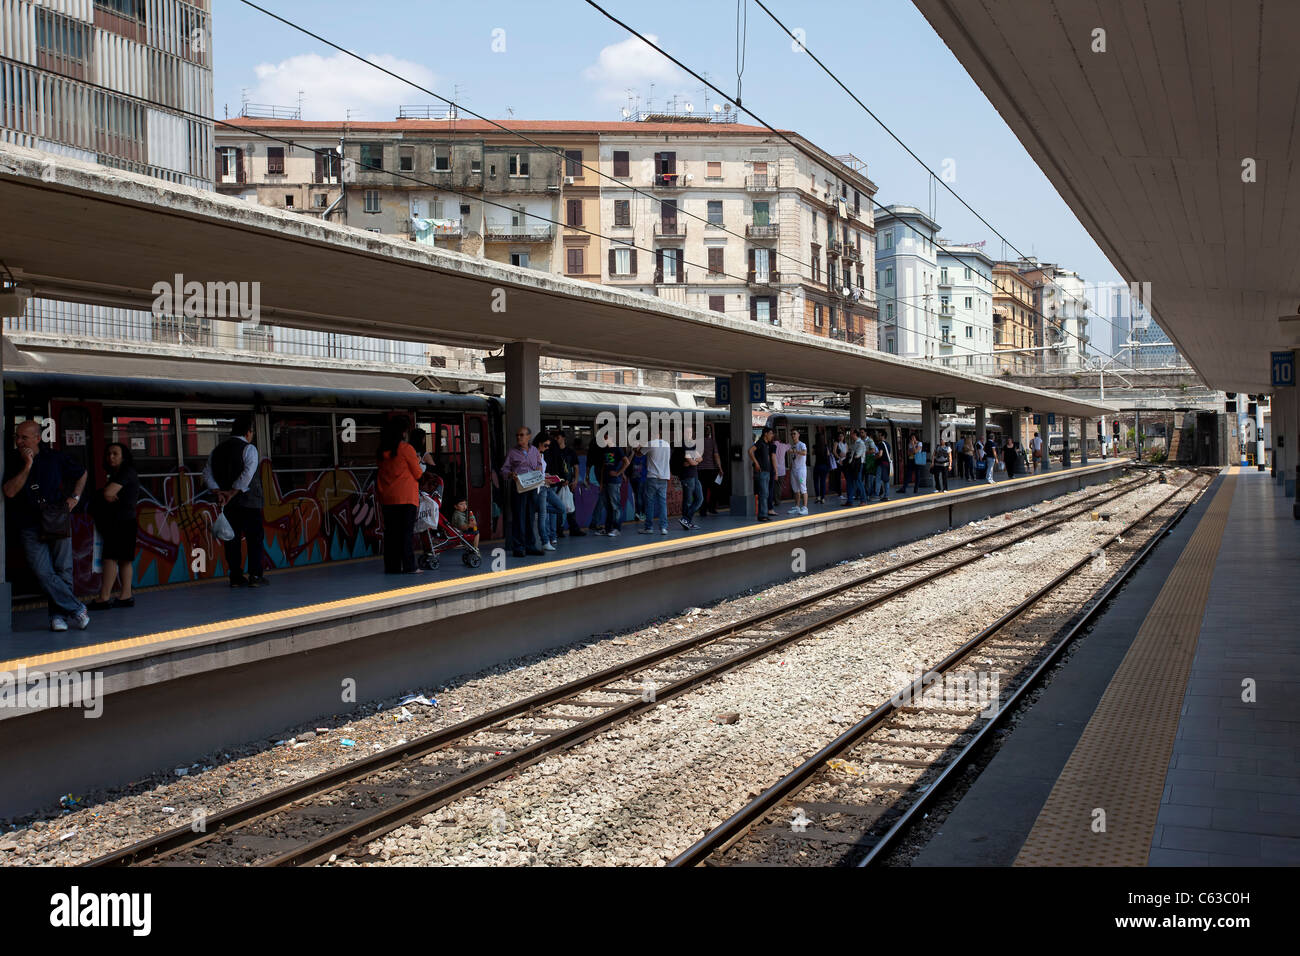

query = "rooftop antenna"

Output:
[[452, 83, 464, 119], [296, 89, 305, 119], [648, 82, 655, 112], [240, 87, 249, 115]]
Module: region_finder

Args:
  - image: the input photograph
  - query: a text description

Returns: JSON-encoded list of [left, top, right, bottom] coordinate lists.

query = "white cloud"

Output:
[[246, 52, 438, 120], [582, 34, 692, 104]]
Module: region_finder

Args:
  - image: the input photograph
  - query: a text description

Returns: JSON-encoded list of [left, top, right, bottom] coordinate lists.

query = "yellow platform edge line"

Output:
[[2, 461, 1121, 673], [1013, 473, 1236, 867]]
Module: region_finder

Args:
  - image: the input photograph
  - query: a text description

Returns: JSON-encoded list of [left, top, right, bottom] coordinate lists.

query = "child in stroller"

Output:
[[414, 474, 483, 570]]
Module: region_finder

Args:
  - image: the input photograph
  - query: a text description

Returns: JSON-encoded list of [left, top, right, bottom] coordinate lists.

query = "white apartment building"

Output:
[[935, 242, 995, 369], [873, 205, 939, 358], [1043, 268, 1090, 368]]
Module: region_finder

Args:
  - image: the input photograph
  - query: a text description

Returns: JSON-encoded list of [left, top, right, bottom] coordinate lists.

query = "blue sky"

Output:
[[214, 0, 1129, 351]]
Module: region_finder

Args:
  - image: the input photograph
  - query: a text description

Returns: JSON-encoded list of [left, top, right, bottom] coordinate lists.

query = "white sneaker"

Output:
[[608, 529, 621, 537], [788, 507, 801, 514], [73, 610, 91, 630], [799, 506, 809, 515], [543, 542, 557, 551], [50, 616, 69, 632], [660, 527, 668, 535]]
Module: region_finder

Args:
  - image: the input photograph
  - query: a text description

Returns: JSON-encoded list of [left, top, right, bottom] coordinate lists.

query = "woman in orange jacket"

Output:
[[377, 415, 425, 574]]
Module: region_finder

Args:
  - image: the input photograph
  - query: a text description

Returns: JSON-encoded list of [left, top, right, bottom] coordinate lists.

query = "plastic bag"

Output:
[[558, 484, 576, 514], [212, 511, 235, 542]]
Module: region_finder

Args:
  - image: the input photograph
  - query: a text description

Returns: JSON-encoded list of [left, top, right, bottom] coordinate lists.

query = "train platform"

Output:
[[0, 460, 1122, 817], [915, 466, 1299, 867]]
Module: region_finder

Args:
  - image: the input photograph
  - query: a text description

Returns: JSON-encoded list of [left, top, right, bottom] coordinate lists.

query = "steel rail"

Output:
[[88, 472, 1145, 867], [669, 473, 1205, 867]]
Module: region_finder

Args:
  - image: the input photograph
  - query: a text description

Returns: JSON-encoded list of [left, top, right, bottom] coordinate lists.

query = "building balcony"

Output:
[[747, 270, 782, 287], [484, 225, 554, 242], [746, 223, 781, 240], [649, 172, 690, 190], [745, 174, 779, 191], [843, 244, 861, 262], [937, 274, 953, 287], [653, 269, 688, 284], [829, 327, 866, 346], [827, 238, 844, 257], [653, 220, 687, 239]]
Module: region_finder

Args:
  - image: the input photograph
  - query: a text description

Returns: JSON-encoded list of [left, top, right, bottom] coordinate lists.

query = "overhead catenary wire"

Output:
[[227, 1, 1011, 365], [583, 0, 1125, 366], [750, 0, 1135, 356]]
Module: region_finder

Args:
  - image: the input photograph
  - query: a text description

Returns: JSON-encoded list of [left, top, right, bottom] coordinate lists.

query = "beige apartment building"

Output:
[[217, 115, 879, 380], [993, 261, 1038, 371]]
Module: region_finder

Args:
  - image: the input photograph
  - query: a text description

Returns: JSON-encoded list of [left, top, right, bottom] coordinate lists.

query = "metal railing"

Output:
[[654, 220, 688, 239], [484, 225, 553, 241], [747, 270, 782, 286], [746, 223, 780, 239], [653, 269, 688, 284], [745, 174, 779, 191], [649, 172, 690, 189]]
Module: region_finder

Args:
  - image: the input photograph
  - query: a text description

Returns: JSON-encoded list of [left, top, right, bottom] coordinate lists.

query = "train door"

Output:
[[427, 414, 467, 506], [48, 400, 104, 486], [463, 412, 493, 538]]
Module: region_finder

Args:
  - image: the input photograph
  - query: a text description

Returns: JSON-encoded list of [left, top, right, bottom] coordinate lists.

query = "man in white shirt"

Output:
[[1030, 432, 1043, 473], [787, 429, 809, 515], [640, 427, 672, 535]]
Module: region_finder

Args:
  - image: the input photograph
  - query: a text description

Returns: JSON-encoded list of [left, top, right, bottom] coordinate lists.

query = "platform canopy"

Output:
[[913, 0, 1300, 394], [0, 143, 1108, 417]]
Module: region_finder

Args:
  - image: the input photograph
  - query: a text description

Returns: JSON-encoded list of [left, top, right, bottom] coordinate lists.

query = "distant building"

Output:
[[1010, 258, 1090, 369], [935, 242, 994, 369], [873, 205, 939, 358], [216, 116, 881, 380], [993, 262, 1037, 371]]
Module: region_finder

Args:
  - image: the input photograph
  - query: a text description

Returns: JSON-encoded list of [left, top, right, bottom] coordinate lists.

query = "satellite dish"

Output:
[[621, 107, 629, 118], [842, 287, 852, 297], [684, 103, 694, 112], [713, 104, 721, 113]]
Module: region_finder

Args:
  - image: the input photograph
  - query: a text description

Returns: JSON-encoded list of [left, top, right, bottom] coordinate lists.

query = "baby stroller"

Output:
[[414, 477, 483, 570]]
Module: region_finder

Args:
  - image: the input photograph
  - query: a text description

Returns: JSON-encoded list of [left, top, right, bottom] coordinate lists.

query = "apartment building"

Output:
[[873, 204, 940, 358], [934, 242, 994, 369], [216, 116, 879, 376], [993, 261, 1037, 371], [1009, 258, 1090, 370], [1, 0, 218, 352]]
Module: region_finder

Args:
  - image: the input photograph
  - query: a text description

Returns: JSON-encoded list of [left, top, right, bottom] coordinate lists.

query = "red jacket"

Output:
[[377, 443, 423, 506]]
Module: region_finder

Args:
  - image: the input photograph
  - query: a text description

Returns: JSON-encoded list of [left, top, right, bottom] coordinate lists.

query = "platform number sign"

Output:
[[1047, 413, 1056, 426], [1033, 414, 1042, 426], [1272, 351, 1295, 388], [749, 373, 767, 404], [714, 377, 731, 405]]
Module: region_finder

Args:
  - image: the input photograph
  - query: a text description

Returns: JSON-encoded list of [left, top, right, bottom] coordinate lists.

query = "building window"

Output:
[[266, 147, 285, 174], [613, 151, 630, 177], [567, 248, 584, 275], [707, 161, 722, 179], [359, 143, 384, 170], [707, 200, 723, 225], [829, 306, 838, 331], [566, 199, 583, 226], [565, 149, 582, 177], [752, 297, 775, 324], [814, 303, 823, 327], [966, 325, 973, 337], [708, 295, 725, 314], [885, 267, 894, 285], [460, 203, 471, 216], [940, 267, 949, 284], [886, 303, 896, 321], [314, 193, 327, 208], [965, 296, 973, 309], [364, 190, 380, 213], [964, 266, 972, 280], [218, 147, 240, 180], [611, 246, 634, 276], [707, 247, 724, 276], [811, 247, 821, 282], [510, 252, 530, 268], [508, 154, 529, 176], [399, 146, 414, 171], [613, 200, 630, 226], [886, 335, 896, 353], [284, 194, 294, 207], [470, 157, 482, 174], [752, 201, 770, 226]]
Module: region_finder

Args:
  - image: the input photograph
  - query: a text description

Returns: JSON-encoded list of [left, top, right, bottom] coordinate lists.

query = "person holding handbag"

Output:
[[3, 420, 89, 632]]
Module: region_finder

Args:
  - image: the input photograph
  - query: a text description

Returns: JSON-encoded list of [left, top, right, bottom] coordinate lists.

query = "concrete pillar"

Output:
[[504, 342, 541, 438], [1289, 351, 1300, 501], [1080, 417, 1089, 464], [849, 387, 867, 430], [1274, 397, 1285, 484], [0, 337, 8, 633], [728, 371, 754, 516], [1255, 399, 1265, 471], [975, 405, 986, 445], [1062, 415, 1072, 468]]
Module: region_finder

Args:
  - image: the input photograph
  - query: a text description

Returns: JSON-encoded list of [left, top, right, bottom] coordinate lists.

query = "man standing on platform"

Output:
[[203, 413, 270, 588], [641, 424, 672, 536], [3, 420, 90, 631], [499, 425, 545, 557], [1030, 432, 1043, 473], [749, 427, 777, 522]]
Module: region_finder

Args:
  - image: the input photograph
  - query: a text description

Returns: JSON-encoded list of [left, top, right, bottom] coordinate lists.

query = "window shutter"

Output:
[[708, 247, 723, 275], [613, 151, 629, 177], [609, 248, 617, 276], [236, 148, 245, 183], [655, 249, 664, 282], [747, 248, 755, 281], [750, 298, 758, 321], [314, 150, 324, 182], [628, 249, 637, 274]]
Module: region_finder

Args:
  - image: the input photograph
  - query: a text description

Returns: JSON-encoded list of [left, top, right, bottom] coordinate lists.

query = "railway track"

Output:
[[89, 471, 1157, 867], [669, 471, 1211, 867]]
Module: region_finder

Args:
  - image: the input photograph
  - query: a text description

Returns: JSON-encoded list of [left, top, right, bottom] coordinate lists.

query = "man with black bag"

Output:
[[3, 420, 89, 631], [202, 413, 270, 588]]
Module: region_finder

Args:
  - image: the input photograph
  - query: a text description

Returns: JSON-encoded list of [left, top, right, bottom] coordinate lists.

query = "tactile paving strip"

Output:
[[1014, 472, 1237, 866]]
